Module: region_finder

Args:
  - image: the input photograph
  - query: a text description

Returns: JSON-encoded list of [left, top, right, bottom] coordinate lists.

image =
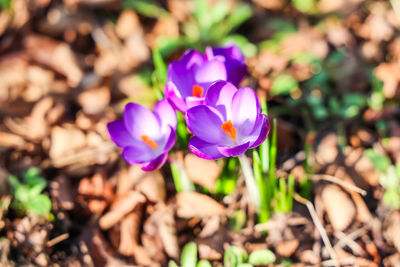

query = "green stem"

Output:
[[239, 154, 261, 212], [170, 161, 194, 192]]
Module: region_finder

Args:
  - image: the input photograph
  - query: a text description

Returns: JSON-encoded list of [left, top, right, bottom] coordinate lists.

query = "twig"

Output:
[[47, 233, 69, 247], [294, 193, 339, 267], [311, 174, 367, 196], [334, 225, 369, 254]]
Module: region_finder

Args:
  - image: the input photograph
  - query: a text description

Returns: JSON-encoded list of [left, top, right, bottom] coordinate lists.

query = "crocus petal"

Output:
[[212, 45, 246, 86], [185, 96, 205, 110], [248, 114, 270, 148], [194, 59, 227, 89], [205, 81, 237, 120], [141, 152, 168, 171], [217, 142, 251, 157], [124, 103, 161, 140], [107, 120, 134, 147], [165, 82, 187, 112], [122, 143, 157, 164], [154, 99, 177, 131], [186, 105, 228, 144], [167, 50, 204, 98], [163, 125, 176, 152], [231, 87, 260, 136], [188, 136, 225, 160]]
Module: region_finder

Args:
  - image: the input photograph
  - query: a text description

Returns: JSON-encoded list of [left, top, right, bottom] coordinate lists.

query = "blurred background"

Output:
[[1, 0, 400, 266]]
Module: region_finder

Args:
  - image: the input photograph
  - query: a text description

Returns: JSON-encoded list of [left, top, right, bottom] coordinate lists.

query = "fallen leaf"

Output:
[[321, 184, 356, 231], [176, 192, 225, 218], [24, 34, 83, 87], [184, 154, 223, 191], [77, 86, 110, 115], [99, 191, 145, 230]]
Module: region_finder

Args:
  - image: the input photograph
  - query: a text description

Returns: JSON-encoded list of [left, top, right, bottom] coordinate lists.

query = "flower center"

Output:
[[221, 120, 237, 141], [141, 135, 158, 149], [192, 84, 204, 98]]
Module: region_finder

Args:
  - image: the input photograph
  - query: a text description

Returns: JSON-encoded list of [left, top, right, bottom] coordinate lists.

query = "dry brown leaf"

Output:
[[0, 132, 26, 148], [99, 191, 145, 230], [118, 211, 141, 256], [344, 148, 379, 187], [136, 170, 166, 203], [184, 154, 223, 191], [49, 125, 86, 161], [374, 63, 400, 99], [315, 132, 339, 165], [77, 172, 114, 213], [176, 192, 225, 218], [321, 184, 356, 231], [24, 34, 83, 87], [384, 211, 400, 252], [115, 10, 140, 39], [143, 204, 179, 259], [78, 86, 110, 115], [276, 239, 300, 257]]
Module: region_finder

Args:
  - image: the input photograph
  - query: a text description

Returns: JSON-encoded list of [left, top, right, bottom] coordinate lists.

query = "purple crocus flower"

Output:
[[185, 81, 270, 160], [107, 99, 177, 171], [165, 45, 246, 112]]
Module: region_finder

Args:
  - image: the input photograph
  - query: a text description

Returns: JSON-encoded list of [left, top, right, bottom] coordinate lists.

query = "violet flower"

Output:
[[107, 99, 177, 171], [186, 81, 270, 160], [165, 45, 246, 112]]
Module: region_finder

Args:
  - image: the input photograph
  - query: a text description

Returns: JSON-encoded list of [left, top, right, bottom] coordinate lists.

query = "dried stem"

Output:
[[293, 193, 339, 267], [311, 174, 367, 196]]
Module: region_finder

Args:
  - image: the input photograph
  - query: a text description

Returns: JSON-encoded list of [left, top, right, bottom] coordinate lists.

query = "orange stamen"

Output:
[[141, 135, 158, 149], [221, 120, 237, 141], [192, 84, 204, 98]]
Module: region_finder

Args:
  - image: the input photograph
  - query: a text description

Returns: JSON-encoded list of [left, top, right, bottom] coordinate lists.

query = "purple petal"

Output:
[[217, 142, 251, 157], [163, 125, 176, 152], [185, 96, 205, 110], [231, 87, 260, 136], [205, 81, 237, 120], [167, 50, 204, 98], [122, 143, 158, 164], [193, 59, 227, 89], [248, 114, 270, 148], [154, 99, 177, 130], [185, 105, 228, 144], [123, 103, 161, 140], [165, 82, 187, 112], [212, 45, 246, 86], [107, 120, 134, 147], [188, 136, 225, 160], [141, 152, 168, 171]]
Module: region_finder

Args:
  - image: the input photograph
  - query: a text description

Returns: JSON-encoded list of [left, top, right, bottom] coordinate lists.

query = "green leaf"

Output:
[[271, 75, 298, 95], [291, 0, 317, 13], [123, 0, 168, 18], [26, 194, 51, 215], [14, 185, 31, 204], [224, 246, 247, 267], [210, 0, 230, 26], [248, 249, 276, 265], [230, 210, 247, 232], [223, 3, 252, 35], [181, 242, 197, 267], [153, 48, 167, 86], [364, 149, 391, 173], [197, 260, 212, 267], [168, 260, 179, 267], [8, 175, 21, 190]]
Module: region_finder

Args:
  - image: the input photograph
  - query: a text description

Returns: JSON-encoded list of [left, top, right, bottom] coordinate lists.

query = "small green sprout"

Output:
[[8, 168, 52, 216], [365, 149, 400, 210]]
